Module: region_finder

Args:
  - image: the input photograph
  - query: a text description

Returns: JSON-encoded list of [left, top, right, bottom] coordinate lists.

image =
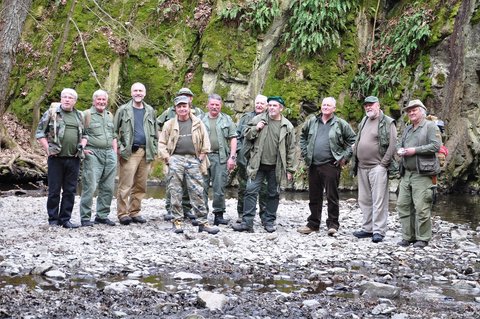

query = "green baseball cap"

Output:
[[363, 96, 379, 104]]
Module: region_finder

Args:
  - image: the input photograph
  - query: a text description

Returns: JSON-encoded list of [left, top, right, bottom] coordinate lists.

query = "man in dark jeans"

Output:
[[232, 96, 296, 233], [36, 88, 87, 228], [297, 97, 356, 237]]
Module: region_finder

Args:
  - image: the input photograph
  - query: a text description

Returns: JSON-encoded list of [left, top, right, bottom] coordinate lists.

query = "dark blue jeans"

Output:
[[243, 165, 279, 228], [47, 156, 80, 225], [307, 163, 341, 230]]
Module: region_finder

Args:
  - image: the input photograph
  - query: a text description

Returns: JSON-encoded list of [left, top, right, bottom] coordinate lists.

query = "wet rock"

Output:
[[112, 310, 128, 317], [302, 299, 319, 307], [197, 290, 227, 310], [361, 281, 401, 299], [44, 270, 66, 280], [371, 303, 396, 315], [451, 228, 469, 241], [174, 272, 202, 280]]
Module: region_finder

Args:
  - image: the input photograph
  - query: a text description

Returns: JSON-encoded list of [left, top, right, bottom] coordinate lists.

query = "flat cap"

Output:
[[267, 96, 285, 106], [176, 87, 194, 97], [174, 95, 190, 106], [403, 99, 427, 111], [363, 96, 379, 104]]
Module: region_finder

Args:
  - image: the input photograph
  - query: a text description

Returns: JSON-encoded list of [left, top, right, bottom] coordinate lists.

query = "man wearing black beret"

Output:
[[233, 96, 296, 233]]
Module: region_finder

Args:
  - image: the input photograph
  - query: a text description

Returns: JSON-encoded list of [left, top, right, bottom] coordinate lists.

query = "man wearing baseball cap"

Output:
[[157, 88, 204, 222], [158, 95, 218, 234], [396, 99, 441, 248], [351, 96, 397, 243]]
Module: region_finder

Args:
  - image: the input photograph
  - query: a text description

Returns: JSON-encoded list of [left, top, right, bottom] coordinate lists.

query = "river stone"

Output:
[[371, 303, 397, 315], [197, 291, 227, 311], [303, 299, 320, 307], [451, 228, 469, 241], [174, 272, 202, 280], [44, 270, 66, 280], [361, 281, 401, 299]]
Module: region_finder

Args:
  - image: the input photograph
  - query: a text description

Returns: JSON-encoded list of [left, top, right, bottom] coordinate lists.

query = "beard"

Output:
[[366, 110, 377, 119]]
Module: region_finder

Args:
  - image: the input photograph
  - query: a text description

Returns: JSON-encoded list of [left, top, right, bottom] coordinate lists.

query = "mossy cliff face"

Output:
[[6, 0, 480, 190]]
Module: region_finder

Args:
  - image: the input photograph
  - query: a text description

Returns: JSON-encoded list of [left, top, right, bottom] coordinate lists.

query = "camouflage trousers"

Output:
[[167, 154, 207, 222]]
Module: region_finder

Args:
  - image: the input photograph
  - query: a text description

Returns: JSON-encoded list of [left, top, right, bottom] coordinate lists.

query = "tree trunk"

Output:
[[0, 0, 32, 117], [0, 0, 33, 153]]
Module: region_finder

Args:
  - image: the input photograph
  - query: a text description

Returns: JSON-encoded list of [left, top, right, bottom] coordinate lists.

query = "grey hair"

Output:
[[92, 89, 108, 101], [208, 93, 222, 103], [322, 96, 336, 106], [255, 94, 268, 103], [420, 107, 427, 116], [61, 88, 78, 100]]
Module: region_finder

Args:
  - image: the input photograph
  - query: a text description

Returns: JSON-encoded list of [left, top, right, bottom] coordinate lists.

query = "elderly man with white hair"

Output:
[[235, 94, 269, 225], [79, 89, 117, 227], [396, 99, 441, 248], [35, 88, 87, 228]]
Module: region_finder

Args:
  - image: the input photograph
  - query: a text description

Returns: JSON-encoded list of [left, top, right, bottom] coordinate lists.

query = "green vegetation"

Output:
[[350, 5, 433, 100], [284, 0, 358, 55], [218, 0, 280, 33]]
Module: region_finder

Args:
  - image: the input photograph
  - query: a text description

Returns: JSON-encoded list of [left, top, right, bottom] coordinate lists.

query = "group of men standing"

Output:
[[36, 84, 441, 247], [295, 95, 440, 248]]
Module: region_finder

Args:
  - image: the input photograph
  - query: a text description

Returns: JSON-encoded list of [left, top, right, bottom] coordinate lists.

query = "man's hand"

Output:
[[256, 120, 267, 131], [227, 157, 236, 171], [287, 172, 293, 181]]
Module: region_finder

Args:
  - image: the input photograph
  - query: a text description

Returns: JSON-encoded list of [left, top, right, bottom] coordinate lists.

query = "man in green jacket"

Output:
[[114, 82, 158, 225], [200, 94, 237, 226], [235, 94, 268, 224], [233, 96, 296, 233], [36, 88, 87, 228], [79, 89, 117, 227], [297, 97, 356, 237], [396, 99, 441, 248]]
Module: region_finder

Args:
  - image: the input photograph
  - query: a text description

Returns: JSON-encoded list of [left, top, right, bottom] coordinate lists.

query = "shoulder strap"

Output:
[[83, 109, 91, 128]]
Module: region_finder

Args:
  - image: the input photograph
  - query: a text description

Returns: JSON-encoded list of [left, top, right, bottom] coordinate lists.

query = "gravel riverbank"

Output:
[[0, 195, 479, 318]]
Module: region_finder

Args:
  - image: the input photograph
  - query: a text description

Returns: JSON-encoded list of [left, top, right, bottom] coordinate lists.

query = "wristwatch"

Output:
[[230, 155, 237, 160]]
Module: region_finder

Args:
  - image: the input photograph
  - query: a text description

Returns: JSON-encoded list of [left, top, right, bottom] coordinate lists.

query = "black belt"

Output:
[[132, 144, 146, 152]]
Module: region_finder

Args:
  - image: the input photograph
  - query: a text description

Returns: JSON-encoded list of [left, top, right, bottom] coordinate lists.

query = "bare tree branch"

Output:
[[71, 18, 103, 88]]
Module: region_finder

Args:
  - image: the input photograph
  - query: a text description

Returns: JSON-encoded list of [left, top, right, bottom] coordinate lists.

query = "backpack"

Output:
[[83, 108, 113, 128], [426, 115, 448, 170]]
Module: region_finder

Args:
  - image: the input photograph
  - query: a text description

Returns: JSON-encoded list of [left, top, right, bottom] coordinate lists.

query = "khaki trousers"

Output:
[[357, 165, 389, 236], [116, 148, 150, 219], [396, 170, 433, 242]]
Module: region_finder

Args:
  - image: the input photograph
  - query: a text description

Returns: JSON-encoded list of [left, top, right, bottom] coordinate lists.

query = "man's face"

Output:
[[93, 95, 108, 113], [321, 99, 336, 116], [407, 106, 422, 123], [254, 99, 267, 114], [131, 84, 146, 103], [207, 98, 222, 117], [175, 103, 191, 118], [268, 101, 283, 119], [61, 94, 76, 111], [364, 102, 380, 119]]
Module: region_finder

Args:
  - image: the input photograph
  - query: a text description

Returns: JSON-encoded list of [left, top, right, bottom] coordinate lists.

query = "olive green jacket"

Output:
[[300, 114, 356, 167], [200, 112, 237, 164], [114, 100, 158, 162], [244, 113, 296, 184]]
